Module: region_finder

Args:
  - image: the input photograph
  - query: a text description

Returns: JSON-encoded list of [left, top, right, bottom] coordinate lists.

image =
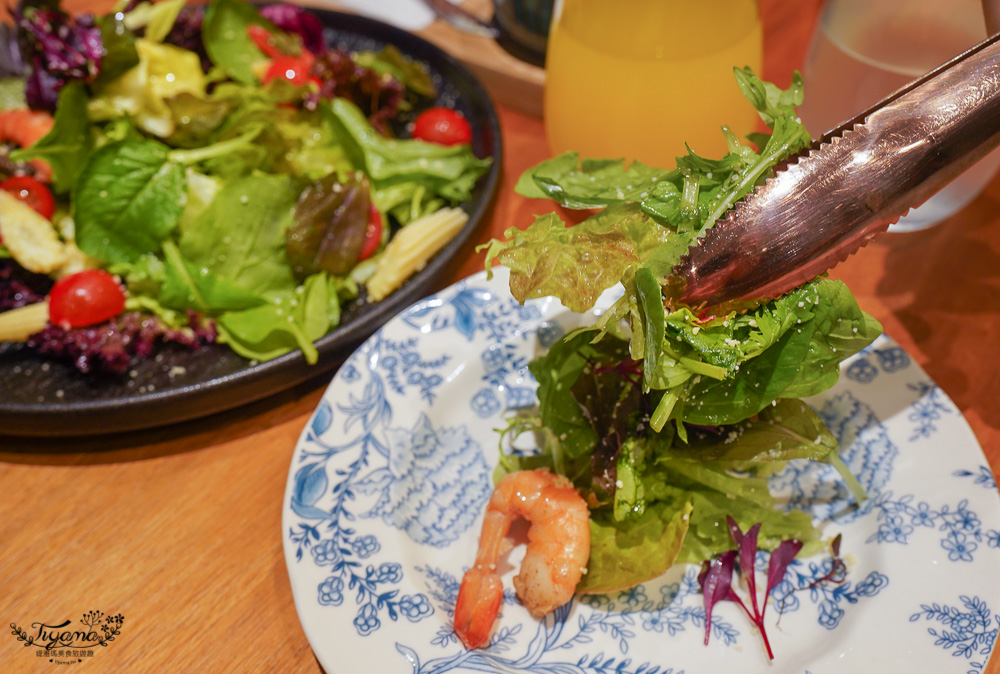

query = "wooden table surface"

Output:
[[3, 1, 999, 672]]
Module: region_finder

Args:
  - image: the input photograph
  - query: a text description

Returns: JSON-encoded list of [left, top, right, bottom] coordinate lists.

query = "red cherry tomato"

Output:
[[358, 204, 383, 261], [263, 55, 320, 87], [0, 175, 55, 219], [247, 24, 282, 58], [247, 25, 319, 87], [412, 107, 473, 146], [48, 270, 127, 329]]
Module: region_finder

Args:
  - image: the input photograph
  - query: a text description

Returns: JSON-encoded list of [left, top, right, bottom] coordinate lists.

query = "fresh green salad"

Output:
[[483, 67, 881, 594], [0, 0, 490, 372]]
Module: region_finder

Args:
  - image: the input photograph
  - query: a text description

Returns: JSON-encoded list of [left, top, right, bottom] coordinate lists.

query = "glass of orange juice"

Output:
[[543, 0, 763, 166]]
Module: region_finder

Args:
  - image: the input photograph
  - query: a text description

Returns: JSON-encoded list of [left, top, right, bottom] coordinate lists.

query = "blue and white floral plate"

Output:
[[282, 268, 1000, 674]]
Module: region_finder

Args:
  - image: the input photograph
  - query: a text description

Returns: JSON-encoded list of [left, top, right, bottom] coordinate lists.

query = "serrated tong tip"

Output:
[[674, 31, 1000, 308]]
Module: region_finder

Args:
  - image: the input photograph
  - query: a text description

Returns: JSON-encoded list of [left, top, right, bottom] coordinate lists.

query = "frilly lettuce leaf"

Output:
[[483, 203, 672, 313]]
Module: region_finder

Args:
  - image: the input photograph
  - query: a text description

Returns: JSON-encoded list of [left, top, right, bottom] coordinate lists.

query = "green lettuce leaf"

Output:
[[178, 174, 301, 296], [579, 499, 692, 595], [73, 139, 187, 263], [201, 0, 272, 84], [515, 152, 675, 208], [324, 97, 491, 215], [159, 241, 265, 313], [10, 81, 93, 194]]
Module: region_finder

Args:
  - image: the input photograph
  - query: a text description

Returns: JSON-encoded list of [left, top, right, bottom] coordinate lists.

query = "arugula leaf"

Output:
[[10, 81, 93, 193], [202, 0, 273, 84], [73, 139, 186, 263]]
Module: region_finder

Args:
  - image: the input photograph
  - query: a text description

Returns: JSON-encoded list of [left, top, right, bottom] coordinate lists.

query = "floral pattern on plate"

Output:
[[282, 268, 1000, 673]]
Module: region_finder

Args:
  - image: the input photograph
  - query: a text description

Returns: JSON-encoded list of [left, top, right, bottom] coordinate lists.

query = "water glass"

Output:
[[797, 0, 1000, 232]]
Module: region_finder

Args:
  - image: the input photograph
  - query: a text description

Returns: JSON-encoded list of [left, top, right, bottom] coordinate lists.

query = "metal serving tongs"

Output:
[[673, 31, 1000, 309]]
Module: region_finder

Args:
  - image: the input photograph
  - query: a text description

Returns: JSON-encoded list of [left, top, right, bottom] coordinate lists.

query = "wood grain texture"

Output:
[[2, 1, 999, 672]]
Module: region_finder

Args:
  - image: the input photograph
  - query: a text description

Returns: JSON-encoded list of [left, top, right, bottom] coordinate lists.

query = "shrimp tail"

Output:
[[453, 566, 504, 649]]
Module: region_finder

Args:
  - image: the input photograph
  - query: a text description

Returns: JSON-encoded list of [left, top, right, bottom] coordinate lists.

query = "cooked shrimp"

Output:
[[453, 468, 590, 649], [0, 108, 54, 182]]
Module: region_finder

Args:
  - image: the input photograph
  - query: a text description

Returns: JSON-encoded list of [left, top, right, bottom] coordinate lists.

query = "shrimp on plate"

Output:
[[453, 468, 591, 650], [0, 108, 54, 181]]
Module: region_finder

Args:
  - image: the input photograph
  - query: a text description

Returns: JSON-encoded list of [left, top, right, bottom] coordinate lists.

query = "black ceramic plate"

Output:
[[0, 9, 502, 437]]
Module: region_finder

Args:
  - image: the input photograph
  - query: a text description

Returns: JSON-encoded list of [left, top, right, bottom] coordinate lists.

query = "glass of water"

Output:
[[797, 0, 1000, 232]]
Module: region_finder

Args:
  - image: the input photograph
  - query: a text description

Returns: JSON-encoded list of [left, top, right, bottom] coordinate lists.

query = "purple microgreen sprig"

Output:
[[806, 533, 847, 590], [697, 516, 804, 660]]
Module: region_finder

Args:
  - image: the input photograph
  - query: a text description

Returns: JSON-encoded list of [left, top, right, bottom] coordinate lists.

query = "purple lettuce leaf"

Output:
[[15, 3, 102, 110], [307, 47, 404, 135], [0, 258, 52, 310], [259, 3, 325, 54], [26, 310, 217, 374]]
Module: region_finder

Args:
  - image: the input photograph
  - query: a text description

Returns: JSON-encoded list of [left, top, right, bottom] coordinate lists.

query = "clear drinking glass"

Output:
[[543, 0, 763, 167], [797, 0, 1000, 232]]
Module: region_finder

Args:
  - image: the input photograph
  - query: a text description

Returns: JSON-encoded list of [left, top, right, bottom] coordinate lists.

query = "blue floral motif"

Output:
[[405, 287, 544, 418], [874, 346, 910, 372], [402, 566, 725, 671], [954, 465, 997, 491], [506, 386, 536, 409], [404, 287, 542, 343], [286, 315, 497, 636], [770, 391, 897, 522], [843, 343, 910, 383], [845, 358, 879, 383], [341, 362, 360, 382], [536, 321, 564, 348], [866, 491, 996, 562], [378, 338, 449, 403], [470, 388, 501, 418], [318, 576, 345, 606], [906, 381, 955, 440], [628, 571, 740, 646], [310, 539, 341, 566], [910, 595, 1000, 671], [773, 557, 888, 630], [396, 601, 685, 674]]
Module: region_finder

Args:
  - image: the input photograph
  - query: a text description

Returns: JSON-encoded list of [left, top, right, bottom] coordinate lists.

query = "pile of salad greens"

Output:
[[483, 67, 881, 594], [0, 0, 490, 372]]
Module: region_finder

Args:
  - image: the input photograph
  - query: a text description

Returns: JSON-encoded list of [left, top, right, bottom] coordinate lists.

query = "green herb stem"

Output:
[[828, 452, 868, 505], [168, 127, 262, 166]]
